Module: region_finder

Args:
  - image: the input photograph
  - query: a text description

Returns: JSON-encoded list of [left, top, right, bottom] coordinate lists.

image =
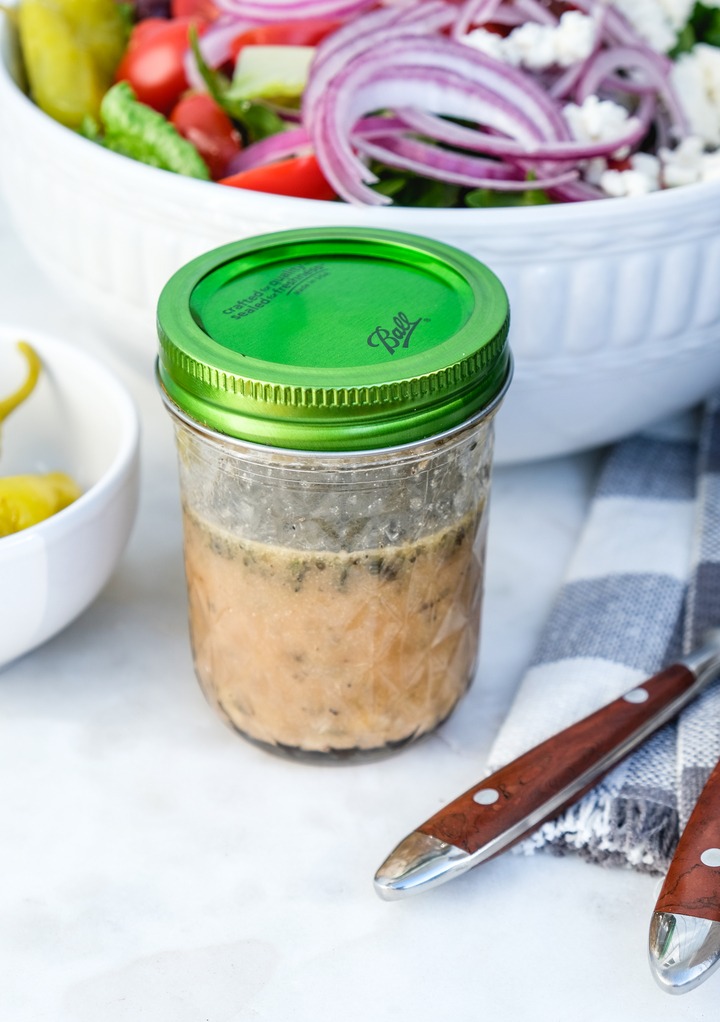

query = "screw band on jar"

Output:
[[157, 227, 510, 451]]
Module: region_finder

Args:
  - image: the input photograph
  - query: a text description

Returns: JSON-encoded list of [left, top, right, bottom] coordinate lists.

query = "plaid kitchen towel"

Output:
[[488, 394, 720, 874]]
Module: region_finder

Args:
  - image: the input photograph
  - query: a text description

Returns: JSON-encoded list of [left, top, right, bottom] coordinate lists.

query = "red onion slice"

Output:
[[574, 43, 688, 136], [215, 0, 375, 19], [358, 134, 522, 180], [576, 44, 670, 99], [225, 126, 312, 174], [355, 134, 568, 188], [310, 39, 579, 203], [549, 177, 605, 201], [226, 115, 407, 175], [353, 115, 423, 140], [399, 94, 655, 162], [309, 33, 572, 139], [305, 2, 456, 125]]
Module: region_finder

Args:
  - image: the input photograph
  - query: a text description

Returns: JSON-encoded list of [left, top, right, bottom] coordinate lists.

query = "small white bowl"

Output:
[[2, 14, 720, 462], [0, 325, 140, 669]]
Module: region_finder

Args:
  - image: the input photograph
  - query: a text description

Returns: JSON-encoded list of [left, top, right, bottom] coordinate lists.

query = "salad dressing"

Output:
[[182, 505, 485, 755]]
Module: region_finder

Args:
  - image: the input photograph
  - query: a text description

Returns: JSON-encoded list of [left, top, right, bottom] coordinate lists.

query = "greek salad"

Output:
[[9, 0, 720, 206]]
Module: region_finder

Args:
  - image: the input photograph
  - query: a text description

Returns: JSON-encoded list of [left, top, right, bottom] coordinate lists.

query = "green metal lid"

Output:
[[156, 227, 510, 452]]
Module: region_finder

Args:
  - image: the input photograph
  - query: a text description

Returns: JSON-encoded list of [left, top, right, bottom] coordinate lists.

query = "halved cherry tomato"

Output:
[[115, 16, 204, 114], [219, 155, 336, 200], [228, 19, 342, 59], [170, 92, 242, 179], [171, 0, 219, 19]]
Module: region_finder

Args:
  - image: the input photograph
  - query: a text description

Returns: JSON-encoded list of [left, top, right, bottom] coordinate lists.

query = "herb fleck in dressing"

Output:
[[182, 505, 486, 757]]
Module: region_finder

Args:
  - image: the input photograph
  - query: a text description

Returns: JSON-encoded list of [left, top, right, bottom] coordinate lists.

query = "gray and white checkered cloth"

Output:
[[489, 395, 720, 874]]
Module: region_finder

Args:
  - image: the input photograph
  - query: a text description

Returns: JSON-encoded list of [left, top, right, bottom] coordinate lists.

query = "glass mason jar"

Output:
[[157, 227, 511, 762]]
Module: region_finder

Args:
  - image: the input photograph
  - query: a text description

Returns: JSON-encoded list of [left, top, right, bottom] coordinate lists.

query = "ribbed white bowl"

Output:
[[0, 325, 140, 668], [2, 16, 720, 463]]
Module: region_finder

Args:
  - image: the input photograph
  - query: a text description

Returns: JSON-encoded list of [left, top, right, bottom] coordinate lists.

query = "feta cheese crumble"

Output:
[[660, 134, 720, 184], [599, 153, 661, 196], [463, 11, 596, 69], [563, 95, 639, 154], [452, 1, 720, 202], [462, 27, 505, 62], [611, 0, 694, 53], [671, 43, 720, 147]]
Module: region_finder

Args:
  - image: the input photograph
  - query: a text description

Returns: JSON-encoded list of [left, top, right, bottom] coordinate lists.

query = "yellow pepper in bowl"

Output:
[[0, 340, 40, 429], [0, 472, 81, 536], [1, 340, 81, 536]]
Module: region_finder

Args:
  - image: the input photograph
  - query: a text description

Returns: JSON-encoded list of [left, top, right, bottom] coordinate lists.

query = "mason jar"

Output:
[[156, 227, 511, 762]]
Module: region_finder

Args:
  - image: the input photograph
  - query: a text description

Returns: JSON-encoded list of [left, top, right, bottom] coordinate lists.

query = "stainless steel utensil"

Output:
[[374, 631, 720, 900], [649, 759, 720, 993]]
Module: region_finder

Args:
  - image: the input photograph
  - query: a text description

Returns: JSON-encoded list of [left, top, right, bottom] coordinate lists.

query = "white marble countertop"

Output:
[[1, 192, 715, 1022]]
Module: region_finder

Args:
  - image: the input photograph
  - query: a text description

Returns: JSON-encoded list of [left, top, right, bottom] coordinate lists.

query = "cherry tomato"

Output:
[[115, 16, 203, 114], [219, 155, 336, 200], [228, 19, 342, 58], [171, 0, 219, 19], [126, 17, 173, 45], [170, 92, 242, 179]]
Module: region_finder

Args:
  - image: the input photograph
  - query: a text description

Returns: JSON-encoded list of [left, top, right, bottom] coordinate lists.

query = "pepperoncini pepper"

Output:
[[0, 472, 82, 537], [0, 341, 82, 537], [17, 0, 128, 130], [0, 341, 41, 434]]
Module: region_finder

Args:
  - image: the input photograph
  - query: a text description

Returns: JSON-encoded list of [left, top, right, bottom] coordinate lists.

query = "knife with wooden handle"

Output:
[[374, 630, 720, 900], [649, 761, 720, 994]]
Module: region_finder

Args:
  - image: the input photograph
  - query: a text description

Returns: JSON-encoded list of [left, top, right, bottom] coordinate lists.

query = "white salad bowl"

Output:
[[1, 14, 720, 463], [0, 325, 140, 669]]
